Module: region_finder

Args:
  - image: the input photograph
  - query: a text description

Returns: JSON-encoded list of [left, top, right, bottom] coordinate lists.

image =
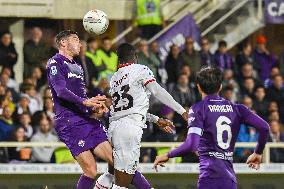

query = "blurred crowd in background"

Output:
[[0, 24, 284, 164]]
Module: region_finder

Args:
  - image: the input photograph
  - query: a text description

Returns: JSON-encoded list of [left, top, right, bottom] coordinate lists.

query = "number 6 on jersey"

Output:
[[216, 116, 232, 150]]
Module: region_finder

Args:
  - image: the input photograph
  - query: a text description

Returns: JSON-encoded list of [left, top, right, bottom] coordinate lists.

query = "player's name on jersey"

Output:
[[208, 105, 233, 113], [113, 73, 129, 88]]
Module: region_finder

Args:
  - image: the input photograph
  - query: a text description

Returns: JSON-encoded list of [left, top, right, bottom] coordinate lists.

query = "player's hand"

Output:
[[246, 152, 262, 170], [93, 101, 109, 114], [83, 98, 102, 108], [153, 154, 169, 172], [157, 118, 175, 133], [83, 95, 107, 108], [182, 111, 188, 122], [90, 95, 107, 103]]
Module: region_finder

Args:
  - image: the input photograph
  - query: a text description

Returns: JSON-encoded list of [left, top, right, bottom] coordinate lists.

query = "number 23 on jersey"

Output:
[[112, 84, 134, 112]]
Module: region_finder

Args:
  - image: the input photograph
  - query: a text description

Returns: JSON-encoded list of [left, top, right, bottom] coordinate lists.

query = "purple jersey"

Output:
[[47, 53, 107, 157], [188, 95, 268, 182], [47, 53, 91, 123]]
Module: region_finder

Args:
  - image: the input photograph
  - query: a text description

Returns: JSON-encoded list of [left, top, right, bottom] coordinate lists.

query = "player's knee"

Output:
[[84, 164, 97, 177]]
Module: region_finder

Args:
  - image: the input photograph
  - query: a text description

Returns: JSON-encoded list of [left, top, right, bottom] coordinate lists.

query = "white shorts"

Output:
[[108, 114, 144, 174]]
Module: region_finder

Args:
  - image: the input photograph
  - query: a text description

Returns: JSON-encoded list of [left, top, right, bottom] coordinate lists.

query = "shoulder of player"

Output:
[[234, 103, 248, 111], [228, 102, 249, 117], [189, 101, 204, 115], [47, 56, 61, 67], [132, 64, 153, 76], [137, 64, 150, 70]]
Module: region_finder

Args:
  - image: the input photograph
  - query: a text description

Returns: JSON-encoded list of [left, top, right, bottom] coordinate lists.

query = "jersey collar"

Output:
[[56, 53, 74, 63], [205, 94, 223, 100], [118, 62, 134, 69]]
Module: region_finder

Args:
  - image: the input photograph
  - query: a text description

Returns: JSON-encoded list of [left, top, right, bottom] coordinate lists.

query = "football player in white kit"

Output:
[[108, 43, 188, 189]]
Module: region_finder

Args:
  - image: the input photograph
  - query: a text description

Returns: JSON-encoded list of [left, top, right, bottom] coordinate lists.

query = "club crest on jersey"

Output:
[[78, 140, 85, 147], [50, 66, 57, 75]]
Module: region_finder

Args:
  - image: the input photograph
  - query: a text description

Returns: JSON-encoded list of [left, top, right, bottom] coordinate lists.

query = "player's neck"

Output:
[[59, 50, 73, 61], [202, 93, 219, 99], [201, 93, 207, 99]]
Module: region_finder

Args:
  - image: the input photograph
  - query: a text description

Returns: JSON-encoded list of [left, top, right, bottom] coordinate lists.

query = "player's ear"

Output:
[[59, 38, 66, 48]]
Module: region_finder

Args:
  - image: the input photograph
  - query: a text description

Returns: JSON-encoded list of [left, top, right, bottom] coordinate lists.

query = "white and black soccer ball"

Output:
[[83, 9, 109, 35]]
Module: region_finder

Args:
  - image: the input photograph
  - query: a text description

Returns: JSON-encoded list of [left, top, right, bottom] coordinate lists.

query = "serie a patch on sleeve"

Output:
[[50, 66, 58, 75]]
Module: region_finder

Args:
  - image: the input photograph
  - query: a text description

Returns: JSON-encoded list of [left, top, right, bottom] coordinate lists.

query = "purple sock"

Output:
[[131, 171, 151, 189], [77, 174, 94, 189]]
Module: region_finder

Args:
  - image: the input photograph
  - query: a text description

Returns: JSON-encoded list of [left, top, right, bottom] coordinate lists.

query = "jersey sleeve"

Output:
[[137, 66, 156, 86], [47, 60, 87, 111], [237, 104, 269, 154], [187, 104, 204, 136]]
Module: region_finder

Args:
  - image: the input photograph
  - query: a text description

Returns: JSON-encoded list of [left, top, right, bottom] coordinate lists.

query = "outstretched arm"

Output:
[[146, 113, 175, 134], [153, 133, 200, 171], [168, 133, 200, 158], [145, 81, 187, 120], [153, 105, 203, 171]]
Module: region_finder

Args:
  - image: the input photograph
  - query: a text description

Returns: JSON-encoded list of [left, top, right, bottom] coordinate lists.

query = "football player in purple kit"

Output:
[[153, 66, 270, 189], [47, 30, 114, 189], [47, 30, 171, 189]]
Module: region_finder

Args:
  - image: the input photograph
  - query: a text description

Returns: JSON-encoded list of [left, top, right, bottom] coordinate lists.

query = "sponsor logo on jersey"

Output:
[[188, 108, 194, 114], [68, 72, 84, 80], [208, 105, 233, 113], [50, 59, 56, 64], [50, 66, 57, 75], [78, 140, 85, 147], [208, 151, 233, 161], [188, 117, 196, 125]]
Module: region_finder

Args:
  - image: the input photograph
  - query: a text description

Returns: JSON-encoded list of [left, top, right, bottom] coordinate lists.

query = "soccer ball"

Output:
[[83, 9, 109, 35]]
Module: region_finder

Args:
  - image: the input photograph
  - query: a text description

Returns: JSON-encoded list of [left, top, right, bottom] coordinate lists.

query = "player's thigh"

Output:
[[76, 150, 97, 177], [93, 141, 113, 165], [109, 119, 143, 174]]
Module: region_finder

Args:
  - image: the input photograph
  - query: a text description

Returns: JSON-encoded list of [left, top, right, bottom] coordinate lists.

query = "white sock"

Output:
[[94, 172, 114, 189], [112, 184, 128, 189]]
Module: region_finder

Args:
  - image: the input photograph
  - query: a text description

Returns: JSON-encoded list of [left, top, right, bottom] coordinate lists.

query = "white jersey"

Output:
[[109, 63, 155, 122]]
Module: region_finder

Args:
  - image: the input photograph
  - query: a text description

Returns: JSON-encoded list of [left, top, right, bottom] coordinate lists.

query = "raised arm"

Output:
[[137, 66, 187, 120], [153, 105, 202, 170]]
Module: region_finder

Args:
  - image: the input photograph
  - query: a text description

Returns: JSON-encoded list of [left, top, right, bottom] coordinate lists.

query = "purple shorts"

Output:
[[198, 178, 237, 189], [55, 116, 108, 157]]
